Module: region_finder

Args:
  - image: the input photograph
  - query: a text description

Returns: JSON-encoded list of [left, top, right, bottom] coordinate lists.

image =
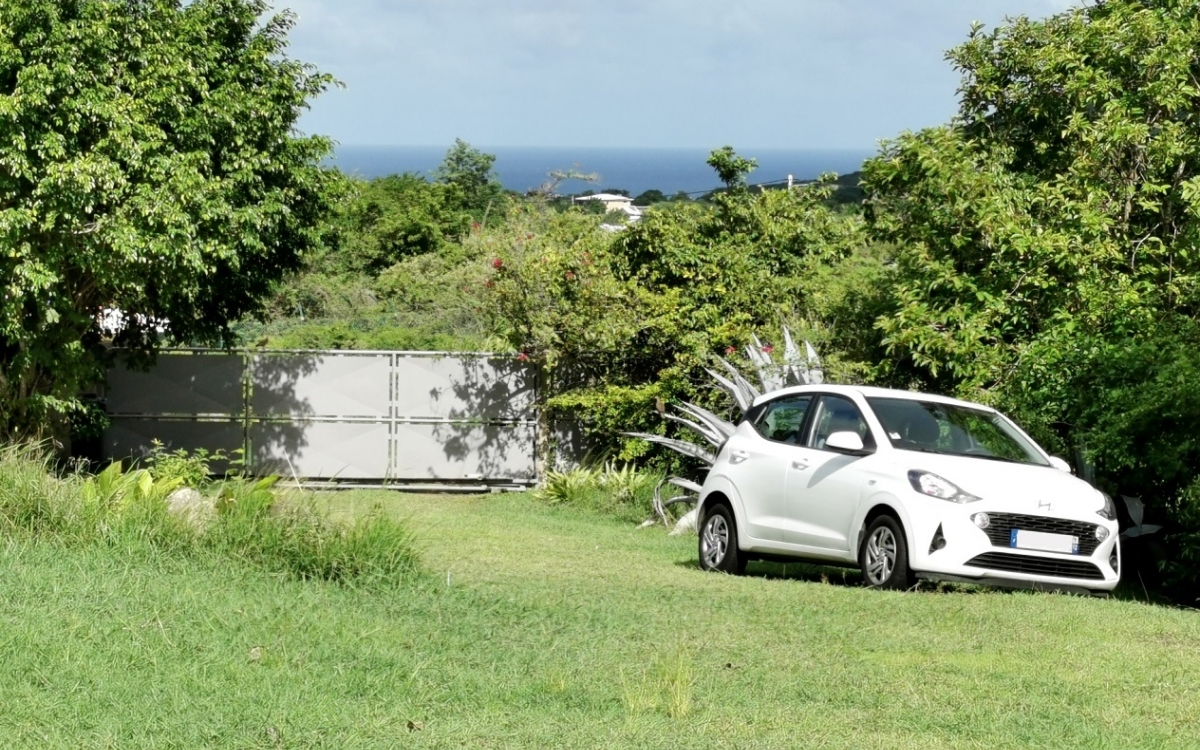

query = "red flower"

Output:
[[725, 346, 736, 355], [762, 345, 774, 354], [492, 257, 504, 269], [472, 222, 481, 230], [516, 352, 530, 362]]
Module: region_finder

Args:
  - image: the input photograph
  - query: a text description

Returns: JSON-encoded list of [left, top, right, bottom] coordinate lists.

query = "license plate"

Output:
[[1010, 529, 1079, 555]]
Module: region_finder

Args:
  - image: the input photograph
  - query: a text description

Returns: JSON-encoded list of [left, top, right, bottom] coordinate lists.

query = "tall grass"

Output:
[[208, 476, 418, 584], [0, 444, 419, 584]]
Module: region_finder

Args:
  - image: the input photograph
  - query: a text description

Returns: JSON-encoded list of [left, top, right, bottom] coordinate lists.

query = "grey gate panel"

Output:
[[251, 352, 392, 419], [393, 355, 536, 420], [106, 353, 244, 416], [393, 421, 537, 480], [104, 418, 243, 474], [252, 420, 392, 480]]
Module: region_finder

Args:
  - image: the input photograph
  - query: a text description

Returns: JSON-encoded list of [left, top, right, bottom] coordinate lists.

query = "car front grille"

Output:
[[965, 551, 1104, 581], [982, 513, 1100, 556]]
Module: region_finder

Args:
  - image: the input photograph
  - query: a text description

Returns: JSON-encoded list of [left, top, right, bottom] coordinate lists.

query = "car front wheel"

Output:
[[699, 502, 746, 574], [859, 515, 912, 589]]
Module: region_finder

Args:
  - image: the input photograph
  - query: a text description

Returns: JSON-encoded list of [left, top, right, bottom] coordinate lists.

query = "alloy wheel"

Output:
[[864, 526, 897, 585], [701, 514, 729, 568]]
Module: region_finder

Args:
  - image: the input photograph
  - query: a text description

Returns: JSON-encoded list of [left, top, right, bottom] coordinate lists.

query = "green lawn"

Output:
[[2, 491, 1199, 748]]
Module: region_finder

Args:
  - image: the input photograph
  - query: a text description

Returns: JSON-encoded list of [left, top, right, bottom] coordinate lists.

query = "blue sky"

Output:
[[285, 0, 1079, 150]]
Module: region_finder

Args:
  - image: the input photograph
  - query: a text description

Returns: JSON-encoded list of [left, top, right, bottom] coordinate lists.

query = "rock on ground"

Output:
[[166, 487, 216, 528]]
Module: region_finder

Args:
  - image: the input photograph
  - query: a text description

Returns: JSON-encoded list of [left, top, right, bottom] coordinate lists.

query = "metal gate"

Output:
[[102, 349, 538, 485]]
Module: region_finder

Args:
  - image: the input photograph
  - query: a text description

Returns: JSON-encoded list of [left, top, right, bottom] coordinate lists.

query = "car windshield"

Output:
[[866, 397, 1049, 466]]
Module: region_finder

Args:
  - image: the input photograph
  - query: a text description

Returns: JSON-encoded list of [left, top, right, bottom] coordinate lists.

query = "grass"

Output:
[[2, 488, 1200, 747]]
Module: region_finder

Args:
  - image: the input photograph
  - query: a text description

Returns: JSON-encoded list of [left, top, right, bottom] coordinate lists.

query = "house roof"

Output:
[[573, 193, 633, 201]]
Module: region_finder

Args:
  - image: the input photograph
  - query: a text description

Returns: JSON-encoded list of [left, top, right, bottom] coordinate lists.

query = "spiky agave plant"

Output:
[[624, 328, 823, 529]]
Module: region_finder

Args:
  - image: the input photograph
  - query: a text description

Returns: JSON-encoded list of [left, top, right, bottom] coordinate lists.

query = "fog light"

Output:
[[1110, 548, 1120, 574], [1095, 526, 1109, 542], [929, 524, 946, 554], [972, 513, 990, 530]]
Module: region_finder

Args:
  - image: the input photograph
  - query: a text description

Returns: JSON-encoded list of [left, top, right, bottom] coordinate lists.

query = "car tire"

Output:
[[699, 502, 746, 575], [859, 515, 912, 590]]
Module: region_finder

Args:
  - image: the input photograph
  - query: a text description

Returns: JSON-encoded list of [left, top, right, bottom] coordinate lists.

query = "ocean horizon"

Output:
[[328, 145, 875, 197]]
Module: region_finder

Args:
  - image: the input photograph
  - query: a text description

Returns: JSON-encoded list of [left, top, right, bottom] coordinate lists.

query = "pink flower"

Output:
[[516, 352, 530, 362], [471, 222, 481, 230], [762, 345, 774, 354], [492, 257, 504, 269], [725, 346, 736, 355]]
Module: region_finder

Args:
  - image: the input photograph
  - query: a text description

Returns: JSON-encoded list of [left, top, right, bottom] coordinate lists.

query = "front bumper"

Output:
[[908, 506, 1120, 592]]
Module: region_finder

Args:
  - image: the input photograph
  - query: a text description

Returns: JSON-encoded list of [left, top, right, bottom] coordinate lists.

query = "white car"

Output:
[[697, 385, 1120, 594]]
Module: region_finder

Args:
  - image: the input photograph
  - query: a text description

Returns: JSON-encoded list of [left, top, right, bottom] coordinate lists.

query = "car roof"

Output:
[[750, 384, 995, 412]]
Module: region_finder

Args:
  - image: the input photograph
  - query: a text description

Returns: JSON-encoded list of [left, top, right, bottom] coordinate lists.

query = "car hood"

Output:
[[888, 450, 1104, 518]]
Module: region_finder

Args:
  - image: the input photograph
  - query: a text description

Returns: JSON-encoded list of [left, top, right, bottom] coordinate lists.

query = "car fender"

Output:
[[851, 489, 918, 561], [698, 474, 751, 548]]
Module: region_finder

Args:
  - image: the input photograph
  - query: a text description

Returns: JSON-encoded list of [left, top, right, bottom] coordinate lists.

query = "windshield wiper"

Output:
[[897, 445, 1031, 464], [963, 453, 1026, 464]]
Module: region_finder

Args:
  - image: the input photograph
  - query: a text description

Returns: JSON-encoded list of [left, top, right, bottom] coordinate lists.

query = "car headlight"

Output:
[[1097, 492, 1117, 521], [907, 470, 982, 503]]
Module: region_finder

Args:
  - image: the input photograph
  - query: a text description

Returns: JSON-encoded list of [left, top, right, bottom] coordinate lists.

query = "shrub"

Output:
[[535, 462, 664, 524], [1161, 479, 1200, 604], [146, 440, 227, 488]]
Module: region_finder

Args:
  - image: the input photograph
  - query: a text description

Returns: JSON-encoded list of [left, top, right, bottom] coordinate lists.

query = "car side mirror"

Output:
[[825, 431, 868, 455], [1049, 456, 1072, 473]]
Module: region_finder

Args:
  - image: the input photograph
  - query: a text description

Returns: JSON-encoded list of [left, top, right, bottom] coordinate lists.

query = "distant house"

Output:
[[575, 193, 643, 229], [572, 192, 635, 213]]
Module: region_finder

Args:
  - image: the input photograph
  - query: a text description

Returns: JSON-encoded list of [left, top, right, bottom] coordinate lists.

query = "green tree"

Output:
[[864, 1, 1200, 395], [337, 174, 470, 274], [706, 146, 757, 190], [434, 138, 505, 217], [0, 0, 337, 438], [633, 189, 666, 206], [859, 0, 1200, 598]]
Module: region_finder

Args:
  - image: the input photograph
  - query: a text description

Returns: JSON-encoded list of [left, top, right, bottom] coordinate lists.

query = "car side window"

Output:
[[751, 396, 812, 444], [806, 395, 872, 451]]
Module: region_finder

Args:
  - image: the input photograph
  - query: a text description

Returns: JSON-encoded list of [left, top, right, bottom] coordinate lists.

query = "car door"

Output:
[[723, 394, 813, 542], [780, 394, 875, 551]]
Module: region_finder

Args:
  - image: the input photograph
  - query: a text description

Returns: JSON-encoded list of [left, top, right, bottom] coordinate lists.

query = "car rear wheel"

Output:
[[859, 515, 912, 590], [699, 502, 746, 574]]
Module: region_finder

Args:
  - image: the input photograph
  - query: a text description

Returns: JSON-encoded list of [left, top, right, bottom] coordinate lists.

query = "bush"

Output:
[[535, 462, 664, 524], [146, 440, 227, 488], [1162, 478, 1200, 603]]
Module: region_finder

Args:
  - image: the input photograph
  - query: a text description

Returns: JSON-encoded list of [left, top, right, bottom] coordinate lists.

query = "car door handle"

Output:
[[730, 450, 750, 464], [791, 460, 810, 470]]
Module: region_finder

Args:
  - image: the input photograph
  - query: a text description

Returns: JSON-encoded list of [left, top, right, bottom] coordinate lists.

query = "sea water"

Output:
[[328, 145, 874, 197]]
